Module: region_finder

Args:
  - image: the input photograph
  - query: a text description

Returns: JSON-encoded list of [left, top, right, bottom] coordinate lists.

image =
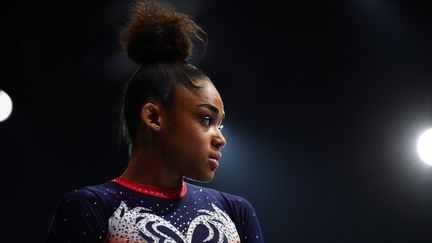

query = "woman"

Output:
[[46, 1, 263, 242]]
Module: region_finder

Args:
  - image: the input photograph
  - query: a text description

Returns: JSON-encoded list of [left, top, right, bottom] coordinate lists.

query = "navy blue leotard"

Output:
[[46, 178, 263, 242]]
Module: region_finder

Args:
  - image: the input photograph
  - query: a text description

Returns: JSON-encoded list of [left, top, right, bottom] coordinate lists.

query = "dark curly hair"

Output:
[[120, 0, 209, 153]]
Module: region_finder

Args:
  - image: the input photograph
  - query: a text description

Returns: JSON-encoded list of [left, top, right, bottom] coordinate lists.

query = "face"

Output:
[[159, 79, 226, 182]]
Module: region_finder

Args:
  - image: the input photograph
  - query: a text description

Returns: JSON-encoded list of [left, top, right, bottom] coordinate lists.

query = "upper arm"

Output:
[[236, 197, 264, 243], [216, 191, 264, 243], [46, 188, 109, 243]]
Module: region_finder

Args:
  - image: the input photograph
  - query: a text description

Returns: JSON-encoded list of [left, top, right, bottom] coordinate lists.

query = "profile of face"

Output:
[[159, 78, 226, 182]]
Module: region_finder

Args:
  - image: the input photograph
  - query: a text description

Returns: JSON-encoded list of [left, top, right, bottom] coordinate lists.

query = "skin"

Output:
[[120, 78, 226, 189]]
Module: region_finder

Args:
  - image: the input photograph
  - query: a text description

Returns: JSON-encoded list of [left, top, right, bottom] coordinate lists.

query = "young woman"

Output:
[[46, 1, 263, 242]]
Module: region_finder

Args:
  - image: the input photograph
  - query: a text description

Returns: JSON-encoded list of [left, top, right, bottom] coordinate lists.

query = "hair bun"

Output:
[[120, 1, 205, 66]]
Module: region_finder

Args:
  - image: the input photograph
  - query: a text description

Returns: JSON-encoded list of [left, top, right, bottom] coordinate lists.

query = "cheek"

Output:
[[176, 129, 209, 156], [165, 116, 210, 157], [182, 129, 208, 150]]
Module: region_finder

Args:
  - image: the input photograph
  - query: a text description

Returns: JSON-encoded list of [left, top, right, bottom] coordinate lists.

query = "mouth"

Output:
[[208, 152, 221, 170], [209, 152, 221, 161]]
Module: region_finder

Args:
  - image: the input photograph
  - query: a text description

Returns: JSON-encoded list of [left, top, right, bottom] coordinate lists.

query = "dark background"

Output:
[[2, 0, 432, 242]]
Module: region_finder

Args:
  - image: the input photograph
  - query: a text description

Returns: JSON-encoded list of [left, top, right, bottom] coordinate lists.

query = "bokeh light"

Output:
[[0, 90, 13, 122], [417, 128, 432, 166]]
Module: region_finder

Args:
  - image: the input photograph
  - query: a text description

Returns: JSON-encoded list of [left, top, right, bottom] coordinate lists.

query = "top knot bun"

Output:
[[120, 1, 206, 66]]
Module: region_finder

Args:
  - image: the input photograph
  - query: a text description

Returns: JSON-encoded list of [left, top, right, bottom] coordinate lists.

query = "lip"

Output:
[[209, 152, 221, 161], [209, 152, 221, 170], [208, 158, 219, 170]]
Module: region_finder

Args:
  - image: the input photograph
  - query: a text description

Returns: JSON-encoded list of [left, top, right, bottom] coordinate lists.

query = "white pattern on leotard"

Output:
[[107, 201, 240, 243]]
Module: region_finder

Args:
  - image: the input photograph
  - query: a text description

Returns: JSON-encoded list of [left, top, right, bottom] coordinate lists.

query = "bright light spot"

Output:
[[417, 128, 432, 166], [0, 90, 13, 122]]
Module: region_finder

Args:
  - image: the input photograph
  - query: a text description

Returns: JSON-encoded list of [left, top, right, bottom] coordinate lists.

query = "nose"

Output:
[[212, 128, 227, 149]]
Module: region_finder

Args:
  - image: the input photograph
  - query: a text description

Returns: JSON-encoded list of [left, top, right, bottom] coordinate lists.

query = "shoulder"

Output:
[[64, 182, 114, 199], [186, 183, 264, 241], [56, 181, 118, 212], [46, 182, 117, 242], [187, 183, 256, 214]]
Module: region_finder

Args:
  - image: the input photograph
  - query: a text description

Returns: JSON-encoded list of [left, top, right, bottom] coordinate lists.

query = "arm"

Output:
[[45, 188, 109, 243], [236, 198, 264, 243]]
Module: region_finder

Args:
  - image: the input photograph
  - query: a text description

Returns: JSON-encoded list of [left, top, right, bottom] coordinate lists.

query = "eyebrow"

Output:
[[196, 103, 225, 120]]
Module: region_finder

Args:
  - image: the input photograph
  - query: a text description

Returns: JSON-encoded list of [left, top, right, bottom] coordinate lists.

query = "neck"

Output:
[[120, 146, 183, 189]]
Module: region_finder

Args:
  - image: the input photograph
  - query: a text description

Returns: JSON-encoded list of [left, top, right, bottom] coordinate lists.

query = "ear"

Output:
[[140, 102, 163, 131]]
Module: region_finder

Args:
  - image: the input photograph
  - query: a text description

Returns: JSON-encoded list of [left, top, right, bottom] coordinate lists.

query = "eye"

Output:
[[201, 116, 213, 127]]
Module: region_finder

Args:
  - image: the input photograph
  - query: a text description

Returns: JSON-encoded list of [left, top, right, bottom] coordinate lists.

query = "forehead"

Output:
[[173, 79, 224, 111]]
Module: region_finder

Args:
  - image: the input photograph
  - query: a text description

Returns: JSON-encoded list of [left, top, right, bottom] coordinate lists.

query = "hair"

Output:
[[119, 0, 209, 153]]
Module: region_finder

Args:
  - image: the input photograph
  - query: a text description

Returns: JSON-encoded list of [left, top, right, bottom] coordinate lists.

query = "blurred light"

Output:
[[0, 90, 13, 122], [417, 128, 432, 166]]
